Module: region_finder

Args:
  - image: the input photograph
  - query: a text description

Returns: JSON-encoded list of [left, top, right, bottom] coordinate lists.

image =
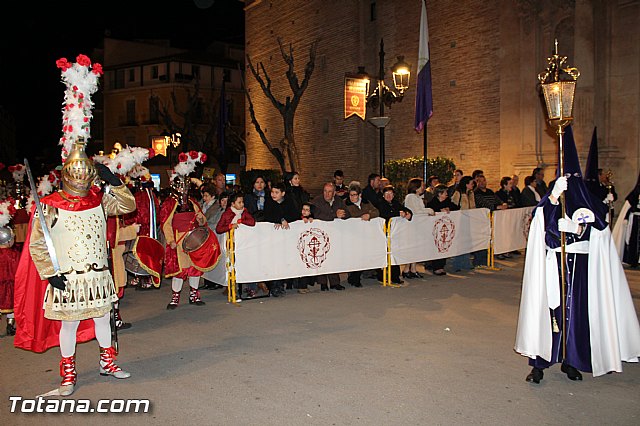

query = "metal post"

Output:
[[423, 128, 428, 183], [379, 39, 386, 177], [557, 126, 567, 360]]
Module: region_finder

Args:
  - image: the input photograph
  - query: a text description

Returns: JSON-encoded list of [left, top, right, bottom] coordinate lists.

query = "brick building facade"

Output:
[[245, 0, 640, 205]]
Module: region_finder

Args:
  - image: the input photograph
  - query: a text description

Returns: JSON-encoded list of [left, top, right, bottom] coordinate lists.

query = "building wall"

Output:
[[102, 38, 246, 184], [245, 0, 640, 203]]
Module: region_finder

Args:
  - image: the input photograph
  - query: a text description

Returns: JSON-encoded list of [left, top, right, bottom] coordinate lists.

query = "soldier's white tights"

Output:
[[171, 276, 200, 293], [59, 312, 112, 357]]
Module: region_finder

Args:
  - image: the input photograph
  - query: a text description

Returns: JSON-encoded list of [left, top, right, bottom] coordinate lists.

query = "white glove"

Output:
[[551, 176, 567, 199], [605, 193, 614, 203], [558, 216, 579, 234]]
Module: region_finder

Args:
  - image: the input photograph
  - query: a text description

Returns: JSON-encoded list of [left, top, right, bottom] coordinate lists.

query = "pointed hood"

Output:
[[584, 127, 599, 184], [537, 125, 608, 230], [625, 171, 640, 206]]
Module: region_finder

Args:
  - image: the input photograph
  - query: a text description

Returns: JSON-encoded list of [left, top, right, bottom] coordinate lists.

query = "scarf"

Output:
[[254, 189, 265, 210], [230, 206, 244, 224]]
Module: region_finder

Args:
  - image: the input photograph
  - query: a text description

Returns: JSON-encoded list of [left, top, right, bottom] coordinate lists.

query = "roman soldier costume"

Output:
[[13, 54, 136, 397], [161, 175, 207, 308], [160, 151, 210, 309]]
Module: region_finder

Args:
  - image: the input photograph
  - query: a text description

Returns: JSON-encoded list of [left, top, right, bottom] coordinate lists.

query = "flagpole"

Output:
[[423, 125, 428, 183]]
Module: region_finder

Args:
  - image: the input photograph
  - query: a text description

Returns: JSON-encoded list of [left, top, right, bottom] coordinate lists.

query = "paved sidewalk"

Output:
[[2, 256, 639, 425]]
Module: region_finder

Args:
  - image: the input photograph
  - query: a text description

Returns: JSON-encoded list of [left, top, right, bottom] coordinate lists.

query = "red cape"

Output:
[[13, 201, 97, 353]]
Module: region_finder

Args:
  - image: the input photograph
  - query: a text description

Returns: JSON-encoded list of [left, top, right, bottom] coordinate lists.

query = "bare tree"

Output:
[[154, 80, 241, 173], [245, 37, 318, 174]]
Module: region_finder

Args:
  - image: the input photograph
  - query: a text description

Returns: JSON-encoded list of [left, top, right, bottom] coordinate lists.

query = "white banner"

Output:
[[388, 208, 491, 265], [233, 217, 388, 283], [203, 232, 229, 286], [493, 207, 534, 255]]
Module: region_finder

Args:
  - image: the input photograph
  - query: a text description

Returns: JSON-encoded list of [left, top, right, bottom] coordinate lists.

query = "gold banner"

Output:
[[344, 77, 368, 120]]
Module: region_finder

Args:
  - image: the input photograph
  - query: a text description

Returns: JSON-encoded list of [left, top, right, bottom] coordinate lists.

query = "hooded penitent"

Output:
[[515, 124, 640, 377]]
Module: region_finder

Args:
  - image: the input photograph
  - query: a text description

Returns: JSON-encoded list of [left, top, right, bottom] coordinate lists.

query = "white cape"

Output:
[[514, 206, 640, 376], [611, 201, 631, 259]]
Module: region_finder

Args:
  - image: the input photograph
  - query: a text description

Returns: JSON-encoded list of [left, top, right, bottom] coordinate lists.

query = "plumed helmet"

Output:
[[56, 54, 103, 197], [61, 140, 97, 197]]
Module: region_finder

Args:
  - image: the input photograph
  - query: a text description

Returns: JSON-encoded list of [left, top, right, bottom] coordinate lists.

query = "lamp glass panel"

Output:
[[393, 71, 410, 91], [560, 81, 576, 118], [542, 83, 562, 119], [362, 78, 370, 97]]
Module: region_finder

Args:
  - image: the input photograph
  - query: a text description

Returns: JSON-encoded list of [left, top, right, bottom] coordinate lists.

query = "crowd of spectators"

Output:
[[156, 167, 550, 298]]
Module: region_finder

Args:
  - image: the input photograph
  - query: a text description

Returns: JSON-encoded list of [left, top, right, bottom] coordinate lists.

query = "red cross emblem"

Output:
[[297, 228, 331, 268], [432, 216, 456, 253]]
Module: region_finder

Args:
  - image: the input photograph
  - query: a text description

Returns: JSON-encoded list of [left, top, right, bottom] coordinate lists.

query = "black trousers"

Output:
[[377, 265, 401, 282], [316, 273, 340, 288]]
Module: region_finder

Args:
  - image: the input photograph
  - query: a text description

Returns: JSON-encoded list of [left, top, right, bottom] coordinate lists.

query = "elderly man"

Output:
[[311, 183, 351, 290], [532, 167, 548, 198]]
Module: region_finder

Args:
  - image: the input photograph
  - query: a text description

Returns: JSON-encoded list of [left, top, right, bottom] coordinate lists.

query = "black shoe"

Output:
[[6, 320, 16, 336], [526, 367, 544, 384], [321, 284, 329, 291], [402, 272, 411, 279], [116, 321, 132, 330], [561, 362, 583, 381], [167, 303, 178, 310], [136, 284, 154, 291], [391, 278, 404, 284], [413, 272, 423, 278], [350, 282, 362, 288], [332, 284, 345, 290]]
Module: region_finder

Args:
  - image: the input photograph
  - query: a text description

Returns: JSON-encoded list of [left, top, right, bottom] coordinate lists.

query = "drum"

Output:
[[124, 236, 165, 284], [182, 226, 221, 272], [124, 239, 149, 276]]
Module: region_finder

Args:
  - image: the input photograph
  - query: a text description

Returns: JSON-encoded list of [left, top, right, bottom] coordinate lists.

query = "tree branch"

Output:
[[291, 39, 318, 111], [241, 66, 286, 172], [278, 37, 300, 94], [246, 54, 285, 113]]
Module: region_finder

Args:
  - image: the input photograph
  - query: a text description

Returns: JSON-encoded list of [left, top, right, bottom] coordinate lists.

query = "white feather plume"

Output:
[[0, 199, 15, 227], [173, 151, 206, 177], [36, 172, 60, 197], [57, 55, 102, 162], [92, 146, 151, 176]]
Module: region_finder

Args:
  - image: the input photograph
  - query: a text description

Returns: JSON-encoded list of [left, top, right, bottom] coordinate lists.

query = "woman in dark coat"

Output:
[[377, 185, 412, 284], [283, 171, 311, 214], [426, 185, 460, 275]]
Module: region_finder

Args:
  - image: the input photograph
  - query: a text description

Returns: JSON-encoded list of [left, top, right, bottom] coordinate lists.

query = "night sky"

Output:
[[0, 0, 244, 169]]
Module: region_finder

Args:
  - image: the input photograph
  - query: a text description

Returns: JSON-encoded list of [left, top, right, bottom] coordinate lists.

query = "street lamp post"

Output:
[[365, 39, 411, 177], [538, 39, 580, 358]]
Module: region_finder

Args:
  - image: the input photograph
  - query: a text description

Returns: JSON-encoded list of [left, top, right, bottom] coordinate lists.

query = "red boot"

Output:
[[59, 355, 76, 396], [189, 288, 205, 306], [99, 346, 131, 379], [166, 291, 180, 310]]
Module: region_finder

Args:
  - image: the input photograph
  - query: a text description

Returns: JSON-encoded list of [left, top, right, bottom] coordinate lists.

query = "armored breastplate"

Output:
[[50, 205, 108, 272]]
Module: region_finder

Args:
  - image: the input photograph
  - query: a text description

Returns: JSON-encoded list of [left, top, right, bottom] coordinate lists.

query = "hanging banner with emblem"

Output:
[[344, 76, 368, 120]]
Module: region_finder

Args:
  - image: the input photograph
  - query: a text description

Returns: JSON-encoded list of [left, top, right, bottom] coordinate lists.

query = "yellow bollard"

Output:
[[226, 228, 240, 305], [384, 219, 401, 287], [486, 211, 501, 271]]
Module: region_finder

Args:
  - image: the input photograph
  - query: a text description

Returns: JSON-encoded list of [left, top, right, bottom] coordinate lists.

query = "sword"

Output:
[[24, 159, 62, 275]]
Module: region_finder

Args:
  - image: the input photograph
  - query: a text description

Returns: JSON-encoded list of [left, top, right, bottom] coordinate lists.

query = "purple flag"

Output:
[[414, 0, 433, 132]]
